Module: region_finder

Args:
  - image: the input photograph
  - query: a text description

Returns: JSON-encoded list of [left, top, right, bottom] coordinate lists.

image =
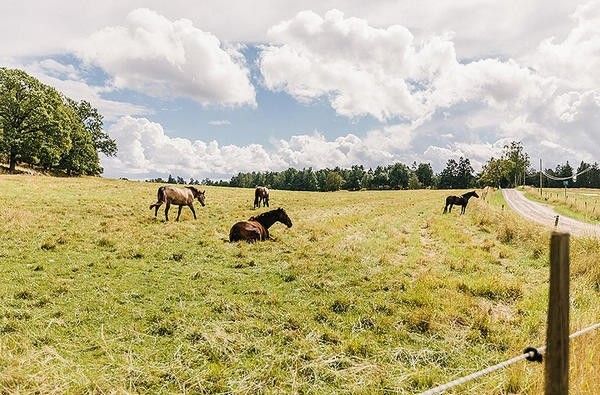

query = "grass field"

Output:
[[0, 177, 599, 394], [522, 186, 600, 223]]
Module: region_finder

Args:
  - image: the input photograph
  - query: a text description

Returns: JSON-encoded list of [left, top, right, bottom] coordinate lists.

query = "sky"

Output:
[[2, 0, 599, 179]]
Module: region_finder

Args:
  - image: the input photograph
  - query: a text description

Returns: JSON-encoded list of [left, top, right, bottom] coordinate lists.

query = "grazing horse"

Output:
[[443, 191, 479, 214], [149, 186, 206, 221], [254, 186, 270, 209], [229, 208, 292, 242]]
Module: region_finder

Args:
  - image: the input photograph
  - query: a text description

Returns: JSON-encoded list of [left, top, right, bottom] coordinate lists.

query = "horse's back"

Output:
[[162, 186, 193, 205], [229, 220, 265, 242]]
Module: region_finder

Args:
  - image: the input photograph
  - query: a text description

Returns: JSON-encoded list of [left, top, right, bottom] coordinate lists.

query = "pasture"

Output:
[[523, 186, 600, 223], [0, 176, 599, 393]]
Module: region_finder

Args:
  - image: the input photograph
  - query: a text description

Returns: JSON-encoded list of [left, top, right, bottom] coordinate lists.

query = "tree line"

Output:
[[0, 68, 116, 175], [157, 142, 599, 191], [153, 157, 476, 191]]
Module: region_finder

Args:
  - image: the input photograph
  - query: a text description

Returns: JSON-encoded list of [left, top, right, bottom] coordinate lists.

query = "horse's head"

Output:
[[276, 207, 293, 228], [188, 187, 206, 206], [472, 191, 479, 198], [197, 190, 206, 206]]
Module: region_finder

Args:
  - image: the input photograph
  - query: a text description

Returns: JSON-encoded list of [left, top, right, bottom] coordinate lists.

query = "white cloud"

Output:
[[104, 116, 285, 179], [76, 8, 256, 107], [259, 10, 552, 122], [529, 0, 600, 90], [0, 1, 582, 60], [103, 116, 417, 179]]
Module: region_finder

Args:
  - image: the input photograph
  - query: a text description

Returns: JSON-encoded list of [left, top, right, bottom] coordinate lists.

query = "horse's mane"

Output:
[[461, 191, 475, 198], [250, 210, 276, 221]]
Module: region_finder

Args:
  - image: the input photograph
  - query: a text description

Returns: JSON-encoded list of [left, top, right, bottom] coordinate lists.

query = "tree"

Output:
[[388, 162, 410, 189], [324, 172, 343, 191], [438, 159, 458, 189], [372, 166, 389, 189], [345, 165, 365, 191], [502, 141, 530, 187], [456, 157, 475, 188], [415, 163, 434, 188], [408, 172, 422, 189], [0, 68, 72, 171], [58, 99, 116, 175], [479, 157, 505, 188]]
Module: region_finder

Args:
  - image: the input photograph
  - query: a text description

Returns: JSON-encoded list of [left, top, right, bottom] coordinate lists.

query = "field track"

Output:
[[503, 189, 600, 237]]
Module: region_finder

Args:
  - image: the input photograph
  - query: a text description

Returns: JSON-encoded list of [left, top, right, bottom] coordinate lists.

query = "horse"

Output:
[[443, 191, 479, 214], [149, 186, 205, 221], [229, 208, 292, 242], [254, 186, 269, 209]]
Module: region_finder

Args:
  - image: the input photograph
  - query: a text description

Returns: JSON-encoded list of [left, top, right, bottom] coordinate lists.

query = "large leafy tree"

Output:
[[415, 162, 434, 188], [388, 162, 411, 189], [438, 159, 458, 189], [0, 68, 72, 171], [0, 68, 116, 175], [502, 141, 530, 187], [456, 157, 475, 188], [478, 157, 506, 188]]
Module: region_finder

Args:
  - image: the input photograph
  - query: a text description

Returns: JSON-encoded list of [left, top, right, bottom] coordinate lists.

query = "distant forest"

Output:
[[147, 141, 600, 191]]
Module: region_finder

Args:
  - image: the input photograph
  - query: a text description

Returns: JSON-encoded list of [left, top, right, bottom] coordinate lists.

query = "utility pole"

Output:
[[540, 159, 543, 196]]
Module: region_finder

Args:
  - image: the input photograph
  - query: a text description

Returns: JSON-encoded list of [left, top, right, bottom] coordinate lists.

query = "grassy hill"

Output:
[[0, 176, 598, 393]]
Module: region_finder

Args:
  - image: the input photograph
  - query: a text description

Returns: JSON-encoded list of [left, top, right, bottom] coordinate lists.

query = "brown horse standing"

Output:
[[443, 191, 479, 214], [229, 208, 292, 242], [149, 186, 206, 221], [254, 186, 269, 209]]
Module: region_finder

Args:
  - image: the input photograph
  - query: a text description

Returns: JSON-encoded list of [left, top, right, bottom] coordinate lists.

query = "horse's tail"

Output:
[[443, 196, 451, 214], [150, 186, 166, 209]]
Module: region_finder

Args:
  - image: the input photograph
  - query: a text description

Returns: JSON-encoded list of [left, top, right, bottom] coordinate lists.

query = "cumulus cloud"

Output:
[[259, 9, 554, 123], [77, 8, 256, 107], [103, 116, 417, 179], [530, 0, 600, 90], [104, 117, 282, 179]]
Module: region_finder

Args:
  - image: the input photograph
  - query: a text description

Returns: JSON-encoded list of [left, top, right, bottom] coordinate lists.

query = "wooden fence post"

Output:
[[545, 232, 570, 395]]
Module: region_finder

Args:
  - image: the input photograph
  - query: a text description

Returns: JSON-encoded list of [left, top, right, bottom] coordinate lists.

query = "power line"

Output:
[[540, 165, 593, 182]]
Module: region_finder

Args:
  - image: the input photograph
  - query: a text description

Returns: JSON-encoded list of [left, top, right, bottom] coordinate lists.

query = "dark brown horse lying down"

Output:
[[229, 208, 292, 242], [149, 186, 205, 221]]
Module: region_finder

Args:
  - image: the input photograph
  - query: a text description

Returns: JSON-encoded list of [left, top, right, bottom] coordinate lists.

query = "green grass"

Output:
[[522, 186, 600, 224], [0, 176, 599, 393]]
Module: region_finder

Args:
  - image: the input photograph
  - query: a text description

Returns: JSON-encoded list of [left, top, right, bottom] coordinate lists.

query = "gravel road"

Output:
[[502, 189, 600, 237]]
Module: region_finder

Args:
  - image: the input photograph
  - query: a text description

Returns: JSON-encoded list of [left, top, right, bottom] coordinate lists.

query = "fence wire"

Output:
[[419, 322, 600, 395]]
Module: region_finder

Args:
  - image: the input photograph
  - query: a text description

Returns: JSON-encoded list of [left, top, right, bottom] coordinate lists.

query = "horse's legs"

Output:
[[153, 202, 162, 217], [449, 204, 453, 212], [176, 205, 183, 221], [443, 204, 448, 214], [189, 204, 196, 219], [164, 202, 171, 221]]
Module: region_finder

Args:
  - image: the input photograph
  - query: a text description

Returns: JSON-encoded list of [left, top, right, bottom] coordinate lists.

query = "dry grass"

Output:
[[0, 176, 598, 393], [523, 186, 600, 223]]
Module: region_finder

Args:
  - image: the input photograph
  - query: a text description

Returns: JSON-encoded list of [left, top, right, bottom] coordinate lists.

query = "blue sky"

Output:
[[3, 1, 599, 179]]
